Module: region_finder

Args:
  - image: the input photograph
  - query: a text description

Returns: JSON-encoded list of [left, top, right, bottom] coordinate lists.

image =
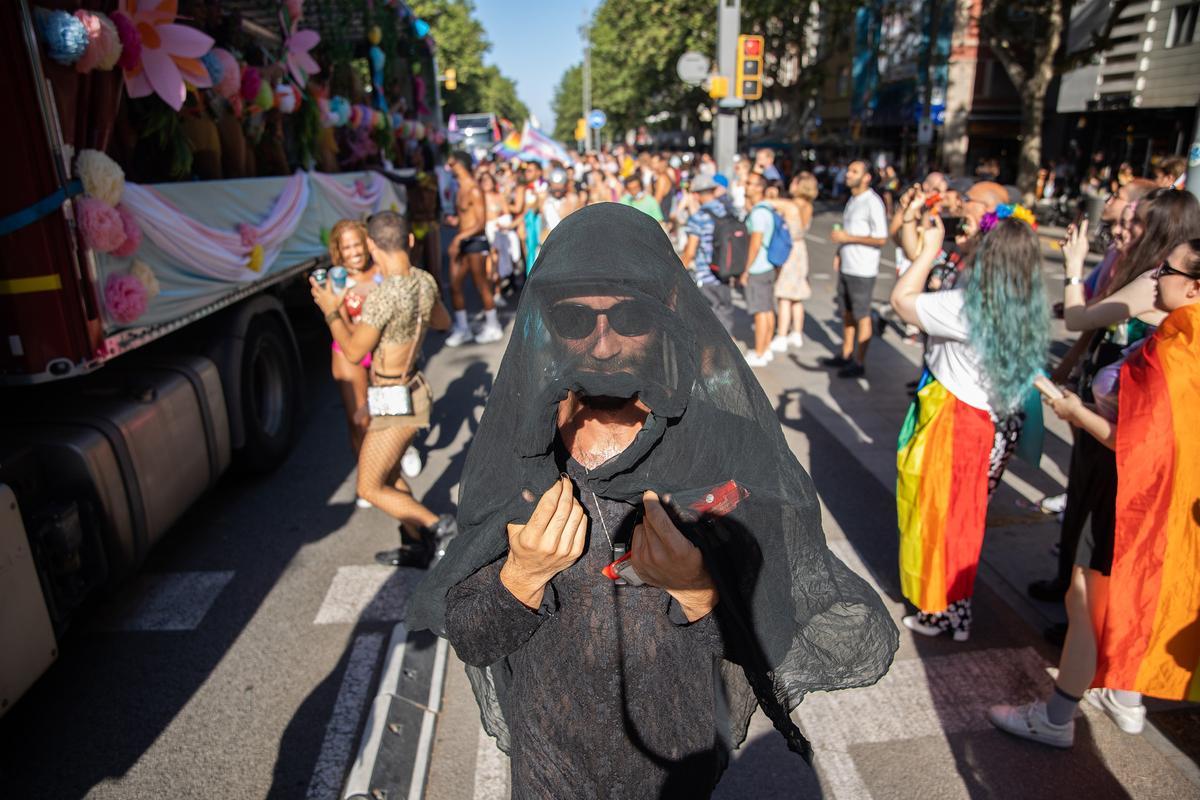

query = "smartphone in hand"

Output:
[[1033, 375, 1064, 401]]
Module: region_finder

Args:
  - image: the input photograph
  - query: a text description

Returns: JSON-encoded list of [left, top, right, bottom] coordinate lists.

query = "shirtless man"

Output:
[[446, 151, 503, 346]]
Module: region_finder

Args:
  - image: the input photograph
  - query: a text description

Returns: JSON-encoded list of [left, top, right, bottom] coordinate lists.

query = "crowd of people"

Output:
[[305, 139, 1198, 792]]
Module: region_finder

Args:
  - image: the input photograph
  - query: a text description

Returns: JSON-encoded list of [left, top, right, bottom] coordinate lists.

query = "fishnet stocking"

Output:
[[356, 425, 437, 535]]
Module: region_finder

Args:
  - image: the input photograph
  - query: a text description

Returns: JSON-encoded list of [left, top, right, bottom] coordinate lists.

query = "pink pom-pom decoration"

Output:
[[240, 66, 262, 102], [111, 11, 141, 72], [72, 11, 102, 73], [112, 205, 142, 258], [211, 48, 240, 99], [76, 197, 127, 254], [104, 272, 148, 324]]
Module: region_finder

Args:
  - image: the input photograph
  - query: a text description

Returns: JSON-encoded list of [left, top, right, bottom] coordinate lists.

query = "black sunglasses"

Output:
[[547, 300, 655, 340], [1154, 260, 1200, 281]]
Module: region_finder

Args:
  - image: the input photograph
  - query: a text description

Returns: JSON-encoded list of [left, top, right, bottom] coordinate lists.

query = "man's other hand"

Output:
[[631, 491, 719, 622], [501, 477, 587, 609]]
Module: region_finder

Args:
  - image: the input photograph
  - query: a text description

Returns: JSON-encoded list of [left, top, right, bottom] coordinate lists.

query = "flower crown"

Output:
[[979, 203, 1038, 234]]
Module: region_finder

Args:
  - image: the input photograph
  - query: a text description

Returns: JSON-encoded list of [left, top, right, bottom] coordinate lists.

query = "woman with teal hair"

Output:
[[890, 206, 1049, 641]]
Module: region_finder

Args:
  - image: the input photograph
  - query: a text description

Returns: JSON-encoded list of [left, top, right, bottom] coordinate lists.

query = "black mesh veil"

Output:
[[407, 202, 897, 761]]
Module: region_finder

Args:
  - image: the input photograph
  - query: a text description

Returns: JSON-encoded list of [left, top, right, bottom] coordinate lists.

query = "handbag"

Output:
[[367, 383, 413, 416]]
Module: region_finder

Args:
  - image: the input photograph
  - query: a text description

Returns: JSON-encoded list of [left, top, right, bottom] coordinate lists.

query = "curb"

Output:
[[343, 624, 449, 800]]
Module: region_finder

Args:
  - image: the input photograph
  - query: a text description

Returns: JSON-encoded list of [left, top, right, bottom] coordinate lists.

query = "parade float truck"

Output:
[[0, 0, 437, 716]]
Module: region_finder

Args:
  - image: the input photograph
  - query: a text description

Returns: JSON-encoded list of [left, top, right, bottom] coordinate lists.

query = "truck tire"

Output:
[[237, 314, 297, 473]]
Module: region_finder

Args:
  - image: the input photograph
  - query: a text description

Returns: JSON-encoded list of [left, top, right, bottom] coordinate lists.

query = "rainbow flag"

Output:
[[896, 375, 994, 612], [492, 130, 522, 159], [1094, 303, 1200, 701]]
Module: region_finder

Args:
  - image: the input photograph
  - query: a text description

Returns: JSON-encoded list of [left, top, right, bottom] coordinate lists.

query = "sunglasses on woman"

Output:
[[547, 300, 655, 340]]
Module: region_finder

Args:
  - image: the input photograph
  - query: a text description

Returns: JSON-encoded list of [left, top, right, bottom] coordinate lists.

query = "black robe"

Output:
[[409, 202, 898, 798]]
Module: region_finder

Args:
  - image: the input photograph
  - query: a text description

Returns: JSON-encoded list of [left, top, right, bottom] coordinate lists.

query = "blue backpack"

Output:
[[755, 203, 793, 267]]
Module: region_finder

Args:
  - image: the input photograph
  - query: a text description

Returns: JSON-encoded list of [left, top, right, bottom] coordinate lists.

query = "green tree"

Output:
[[408, 0, 528, 120], [552, 64, 584, 142], [980, 0, 1132, 200]]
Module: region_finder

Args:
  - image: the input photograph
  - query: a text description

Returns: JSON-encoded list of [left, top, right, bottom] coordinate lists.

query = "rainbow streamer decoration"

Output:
[[896, 375, 994, 613], [1094, 303, 1200, 701]]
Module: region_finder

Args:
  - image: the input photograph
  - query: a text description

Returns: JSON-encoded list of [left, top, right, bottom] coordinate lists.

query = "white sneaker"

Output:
[[745, 351, 771, 367], [475, 323, 504, 344], [400, 446, 422, 478], [493, 293, 508, 308], [445, 326, 474, 347], [770, 335, 789, 353], [788, 332, 804, 348], [1085, 688, 1146, 734], [355, 497, 372, 509], [987, 701, 1075, 749], [902, 614, 969, 642]]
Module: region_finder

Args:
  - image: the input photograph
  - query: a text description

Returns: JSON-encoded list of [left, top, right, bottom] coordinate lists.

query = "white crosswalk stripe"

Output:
[[91, 570, 235, 631], [313, 565, 422, 625], [306, 632, 385, 800]]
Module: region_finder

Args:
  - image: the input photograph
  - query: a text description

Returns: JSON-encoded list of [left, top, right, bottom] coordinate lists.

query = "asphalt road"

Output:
[[2, 207, 1197, 799]]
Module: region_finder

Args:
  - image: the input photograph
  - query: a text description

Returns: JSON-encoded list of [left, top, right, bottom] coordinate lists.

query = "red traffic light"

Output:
[[743, 37, 761, 56]]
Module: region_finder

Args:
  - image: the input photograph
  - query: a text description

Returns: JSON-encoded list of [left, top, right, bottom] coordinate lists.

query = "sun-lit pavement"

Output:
[[2, 211, 1197, 799]]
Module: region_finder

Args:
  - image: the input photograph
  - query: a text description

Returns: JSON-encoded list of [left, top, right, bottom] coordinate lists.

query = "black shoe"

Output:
[[837, 362, 865, 378], [819, 355, 852, 368], [421, 513, 458, 561], [1043, 622, 1068, 648], [1028, 578, 1068, 603], [374, 542, 432, 568]]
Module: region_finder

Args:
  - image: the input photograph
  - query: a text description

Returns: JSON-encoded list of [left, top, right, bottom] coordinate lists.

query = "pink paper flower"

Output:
[[76, 197, 127, 253], [118, 0, 214, 112], [112, 205, 142, 257], [282, 15, 320, 88], [105, 272, 149, 324], [237, 223, 258, 248]]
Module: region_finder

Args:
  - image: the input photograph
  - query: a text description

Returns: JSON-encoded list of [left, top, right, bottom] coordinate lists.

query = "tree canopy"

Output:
[[409, 0, 528, 125], [551, 64, 584, 143]]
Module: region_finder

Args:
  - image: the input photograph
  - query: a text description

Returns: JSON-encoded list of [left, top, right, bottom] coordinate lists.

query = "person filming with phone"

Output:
[[311, 211, 456, 568]]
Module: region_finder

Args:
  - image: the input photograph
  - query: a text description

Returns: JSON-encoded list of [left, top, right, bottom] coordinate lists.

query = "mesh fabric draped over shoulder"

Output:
[[408, 202, 898, 761]]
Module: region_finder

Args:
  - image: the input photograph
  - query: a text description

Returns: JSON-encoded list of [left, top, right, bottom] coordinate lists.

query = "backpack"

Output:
[[755, 203, 794, 267], [706, 210, 749, 280]]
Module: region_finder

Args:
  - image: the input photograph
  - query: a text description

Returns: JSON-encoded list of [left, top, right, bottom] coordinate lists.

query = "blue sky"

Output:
[[474, 0, 591, 132]]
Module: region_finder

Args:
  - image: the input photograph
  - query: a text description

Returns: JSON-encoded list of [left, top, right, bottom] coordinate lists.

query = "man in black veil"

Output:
[[408, 203, 897, 798]]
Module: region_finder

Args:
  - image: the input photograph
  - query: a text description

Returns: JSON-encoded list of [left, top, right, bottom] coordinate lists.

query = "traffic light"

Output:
[[736, 34, 763, 101], [575, 118, 587, 142], [443, 68, 457, 91], [707, 75, 729, 100]]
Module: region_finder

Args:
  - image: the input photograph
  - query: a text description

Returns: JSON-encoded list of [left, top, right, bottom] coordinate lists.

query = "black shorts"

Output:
[[460, 235, 490, 255], [837, 273, 876, 320]]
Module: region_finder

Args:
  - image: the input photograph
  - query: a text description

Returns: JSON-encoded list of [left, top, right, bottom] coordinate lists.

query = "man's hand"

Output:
[[904, 189, 927, 222], [737, 271, 750, 287], [445, 214, 460, 227], [310, 277, 341, 317], [629, 491, 718, 622], [500, 477, 587, 609], [830, 229, 849, 245]]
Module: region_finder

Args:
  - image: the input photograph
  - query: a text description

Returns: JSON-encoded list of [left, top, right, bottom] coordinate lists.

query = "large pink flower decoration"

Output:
[[282, 14, 320, 88], [119, 1, 214, 111]]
